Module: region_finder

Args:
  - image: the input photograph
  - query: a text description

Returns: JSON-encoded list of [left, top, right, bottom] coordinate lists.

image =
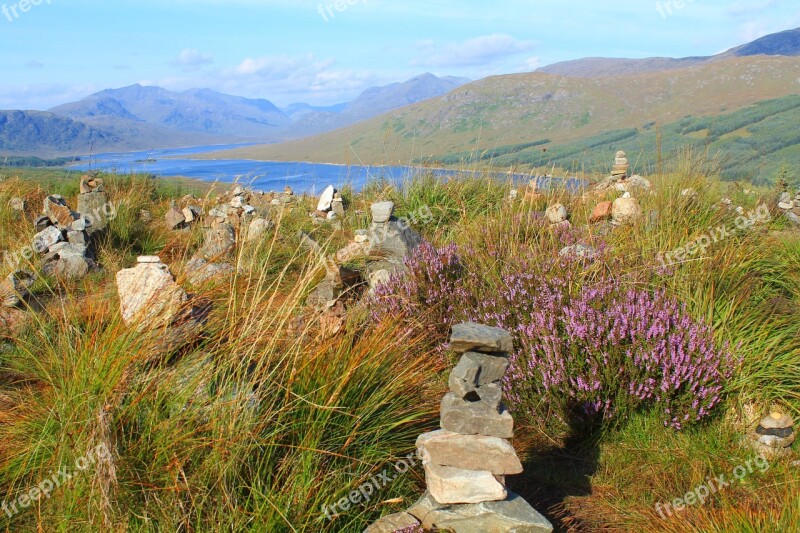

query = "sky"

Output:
[[0, 0, 798, 110]]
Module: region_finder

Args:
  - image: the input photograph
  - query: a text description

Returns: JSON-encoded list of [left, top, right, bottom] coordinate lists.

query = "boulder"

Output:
[[246, 218, 273, 242], [612, 197, 643, 225], [545, 204, 567, 224], [185, 257, 235, 286], [116, 257, 189, 331]]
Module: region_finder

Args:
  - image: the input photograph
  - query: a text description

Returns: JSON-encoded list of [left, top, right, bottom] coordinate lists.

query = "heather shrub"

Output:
[[372, 241, 739, 430]]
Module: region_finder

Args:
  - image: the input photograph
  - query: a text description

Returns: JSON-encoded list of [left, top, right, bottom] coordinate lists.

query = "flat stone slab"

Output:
[[450, 323, 513, 354], [425, 463, 507, 505], [408, 491, 553, 533], [441, 392, 514, 439], [417, 430, 522, 475], [371, 201, 395, 223], [364, 511, 420, 532]]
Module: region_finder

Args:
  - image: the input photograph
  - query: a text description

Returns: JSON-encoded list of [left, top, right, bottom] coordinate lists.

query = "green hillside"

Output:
[[424, 95, 800, 182]]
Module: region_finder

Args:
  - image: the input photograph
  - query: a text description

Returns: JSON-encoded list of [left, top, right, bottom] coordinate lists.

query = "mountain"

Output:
[[538, 27, 800, 78], [0, 111, 119, 156], [283, 73, 471, 136], [205, 55, 800, 176], [50, 85, 292, 139]]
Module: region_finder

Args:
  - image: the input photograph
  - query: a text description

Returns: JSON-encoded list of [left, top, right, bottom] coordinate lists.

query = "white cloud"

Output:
[[170, 48, 213, 71], [412, 34, 536, 68]]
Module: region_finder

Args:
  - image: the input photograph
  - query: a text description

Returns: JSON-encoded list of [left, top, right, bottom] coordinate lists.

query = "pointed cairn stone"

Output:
[[406, 323, 553, 532]]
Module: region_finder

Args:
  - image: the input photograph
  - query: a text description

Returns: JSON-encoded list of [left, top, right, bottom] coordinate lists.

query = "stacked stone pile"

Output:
[[310, 185, 345, 224], [33, 195, 99, 278], [77, 174, 112, 232], [750, 412, 795, 459], [611, 150, 629, 179], [366, 323, 553, 533], [270, 186, 296, 206]]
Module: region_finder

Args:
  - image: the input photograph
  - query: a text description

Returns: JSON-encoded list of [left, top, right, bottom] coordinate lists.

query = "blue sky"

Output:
[[0, 0, 798, 110]]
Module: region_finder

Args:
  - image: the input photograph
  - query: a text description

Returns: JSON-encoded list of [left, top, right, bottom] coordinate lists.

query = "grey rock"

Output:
[[34, 215, 53, 233], [307, 280, 336, 309], [371, 201, 395, 223], [67, 230, 87, 245], [450, 323, 513, 354], [77, 191, 110, 231], [449, 352, 510, 397], [559, 243, 599, 261], [332, 198, 345, 218], [424, 463, 507, 505], [165, 206, 187, 230], [611, 197, 643, 225], [408, 491, 553, 533], [185, 257, 234, 285], [116, 258, 189, 331], [440, 393, 514, 439], [364, 512, 420, 533], [417, 430, 522, 475], [51, 255, 91, 279], [246, 218, 273, 242], [759, 412, 794, 430], [32, 226, 64, 253], [368, 220, 422, 263], [199, 223, 236, 261], [8, 197, 26, 212], [70, 217, 92, 232], [0, 270, 35, 307]]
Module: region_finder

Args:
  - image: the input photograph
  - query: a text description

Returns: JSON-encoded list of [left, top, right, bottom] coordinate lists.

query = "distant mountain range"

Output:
[[0, 73, 470, 157], [537, 27, 800, 77]]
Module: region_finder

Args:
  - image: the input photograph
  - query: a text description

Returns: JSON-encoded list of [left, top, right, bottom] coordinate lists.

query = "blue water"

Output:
[[69, 144, 433, 194], [69, 144, 584, 193]]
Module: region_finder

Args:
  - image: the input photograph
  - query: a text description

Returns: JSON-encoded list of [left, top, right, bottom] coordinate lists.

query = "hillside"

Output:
[[205, 56, 800, 178], [538, 27, 800, 78]]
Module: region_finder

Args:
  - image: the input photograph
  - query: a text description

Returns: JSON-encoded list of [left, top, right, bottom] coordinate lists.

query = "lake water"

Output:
[[69, 144, 441, 194], [69, 144, 583, 194]]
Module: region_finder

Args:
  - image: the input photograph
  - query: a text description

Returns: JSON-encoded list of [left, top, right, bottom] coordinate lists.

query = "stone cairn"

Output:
[[611, 150, 629, 180], [367, 323, 553, 533], [32, 194, 100, 279], [77, 174, 112, 231], [310, 184, 345, 225], [750, 411, 795, 459]]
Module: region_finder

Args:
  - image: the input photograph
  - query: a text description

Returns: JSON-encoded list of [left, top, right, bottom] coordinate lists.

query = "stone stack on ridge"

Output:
[[611, 150, 629, 179], [77, 174, 112, 232], [310, 185, 344, 225], [750, 412, 795, 459], [367, 323, 553, 532], [33, 195, 99, 279]]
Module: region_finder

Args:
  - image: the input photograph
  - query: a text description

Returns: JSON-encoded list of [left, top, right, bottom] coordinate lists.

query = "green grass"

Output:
[[0, 156, 798, 531]]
